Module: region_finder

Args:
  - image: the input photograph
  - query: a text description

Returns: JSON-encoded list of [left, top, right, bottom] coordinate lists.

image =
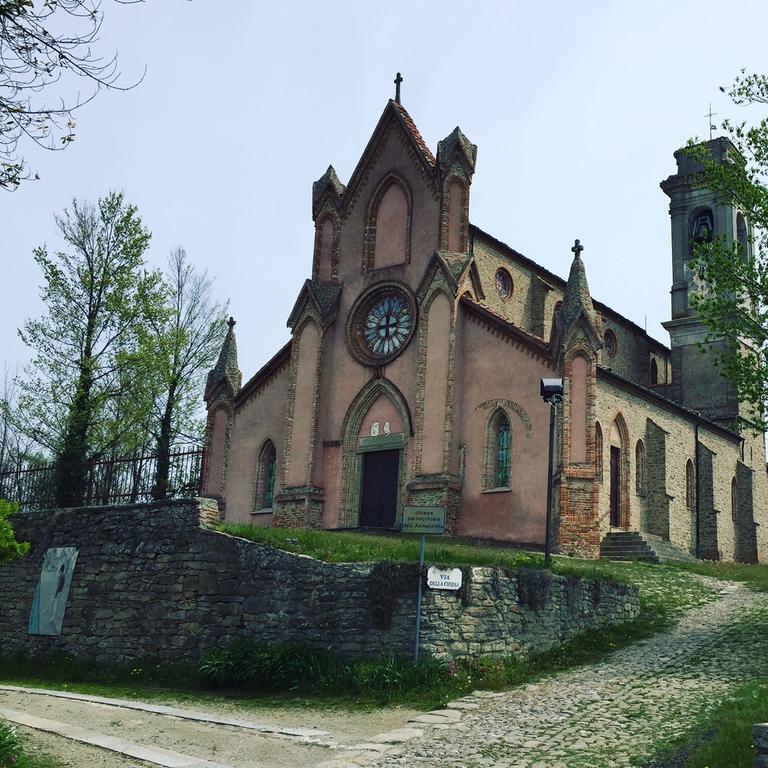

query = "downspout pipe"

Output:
[[695, 421, 701, 560]]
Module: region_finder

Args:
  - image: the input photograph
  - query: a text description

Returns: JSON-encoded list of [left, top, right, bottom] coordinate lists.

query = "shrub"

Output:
[[0, 719, 22, 767], [0, 500, 29, 565]]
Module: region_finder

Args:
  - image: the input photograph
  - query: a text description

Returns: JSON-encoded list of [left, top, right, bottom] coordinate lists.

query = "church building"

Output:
[[202, 85, 767, 562]]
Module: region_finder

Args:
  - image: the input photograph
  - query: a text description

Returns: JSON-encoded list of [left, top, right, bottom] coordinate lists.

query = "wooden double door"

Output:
[[359, 449, 400, 528]]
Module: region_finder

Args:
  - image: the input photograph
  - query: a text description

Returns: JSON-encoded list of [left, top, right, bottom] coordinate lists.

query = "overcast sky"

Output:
[[2, 0, 767, 383]]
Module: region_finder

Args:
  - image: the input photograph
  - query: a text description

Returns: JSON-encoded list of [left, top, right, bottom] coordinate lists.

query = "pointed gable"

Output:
[[342, 99, 438, 218]]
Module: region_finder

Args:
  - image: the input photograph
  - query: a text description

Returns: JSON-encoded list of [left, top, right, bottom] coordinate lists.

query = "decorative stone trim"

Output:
[[439, 170, 470, 253], [476, 399, 534, 438], [413, 281, 457, 476], [362, 171, 413, 273], [338, 377, 413, 528], [345, 280, 417, 367], [278, 317, 326, 526], [312, 207, 342, 281]]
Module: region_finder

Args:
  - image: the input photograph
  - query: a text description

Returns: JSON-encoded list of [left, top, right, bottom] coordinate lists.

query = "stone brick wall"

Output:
[[595, 376, 758, 560], [754, 723, 768, 767], [0, 500, 639, 665]]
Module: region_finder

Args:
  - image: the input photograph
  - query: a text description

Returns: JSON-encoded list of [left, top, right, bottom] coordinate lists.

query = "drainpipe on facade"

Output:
[[695, 420, 701, 560]]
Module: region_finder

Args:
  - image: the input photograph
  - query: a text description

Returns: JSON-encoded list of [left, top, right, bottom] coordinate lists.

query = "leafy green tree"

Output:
[[138, 248, 227, 499], [0, 0, 141, 189], [688, 71, 768, 431], [18, 191, 165, 506], [0, 499, 28, 564]]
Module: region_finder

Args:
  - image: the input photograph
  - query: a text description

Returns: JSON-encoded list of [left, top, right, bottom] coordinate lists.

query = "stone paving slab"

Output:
[[0, 684, 331, 742], [368, 579, 768, 768], [0, 706, 233, 767]]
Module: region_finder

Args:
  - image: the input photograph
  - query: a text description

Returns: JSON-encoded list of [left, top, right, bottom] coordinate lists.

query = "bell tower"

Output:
[[660, 138, 751, 428]]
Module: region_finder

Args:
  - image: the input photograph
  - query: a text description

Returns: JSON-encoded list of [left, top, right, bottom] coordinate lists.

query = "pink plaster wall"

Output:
[[374, 182, 408, 268], [309, 118, 440, 520], [222, 364, 289, 523], [422, 293, 451, 473], [360, 395, 404, 442], [456, 310, 554, 544], [287, 321, 320, 487], [320, 443, 341, 528], [570, 354, 588, 463]]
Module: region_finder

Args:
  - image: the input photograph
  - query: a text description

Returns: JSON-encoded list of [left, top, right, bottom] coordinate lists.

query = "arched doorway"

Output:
[[339, 378, 412, 528], [608, 414, 630, 529]]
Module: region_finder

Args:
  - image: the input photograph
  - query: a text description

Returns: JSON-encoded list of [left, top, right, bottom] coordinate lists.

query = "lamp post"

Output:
[[540, 378, 563, 566]]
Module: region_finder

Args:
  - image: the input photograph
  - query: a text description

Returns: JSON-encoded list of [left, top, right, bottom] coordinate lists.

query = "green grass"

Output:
[[0, 719, 62, 768], [642, 678, 768, 768], [674, 559, 768, 593], [217, 523, 717, 621]]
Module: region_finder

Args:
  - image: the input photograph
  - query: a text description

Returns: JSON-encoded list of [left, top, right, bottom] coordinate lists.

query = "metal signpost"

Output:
[[401, 505, 446, 664], [540, 378, 563, 566]]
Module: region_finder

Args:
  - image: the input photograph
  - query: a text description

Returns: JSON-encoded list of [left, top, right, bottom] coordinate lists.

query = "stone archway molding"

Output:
[[338, 377, 412, 527]]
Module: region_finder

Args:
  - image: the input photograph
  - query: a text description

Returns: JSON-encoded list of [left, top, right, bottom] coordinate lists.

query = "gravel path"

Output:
[[2, 688, 418, 767], [372, 578, 768, 768]]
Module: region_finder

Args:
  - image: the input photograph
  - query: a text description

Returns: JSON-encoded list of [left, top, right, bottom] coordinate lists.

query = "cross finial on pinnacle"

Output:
[[227, 316, 236, 331], [571, 239, 584, 258], [394, 72, 403, 105], [705, 102, 718, 140]]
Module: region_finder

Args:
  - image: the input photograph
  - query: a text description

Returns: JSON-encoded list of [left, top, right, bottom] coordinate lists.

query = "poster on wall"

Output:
[[28, 547, 79, 636]]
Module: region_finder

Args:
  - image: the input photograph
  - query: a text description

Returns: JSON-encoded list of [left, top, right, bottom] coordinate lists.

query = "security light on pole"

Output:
[[541, 378, 563, 566]]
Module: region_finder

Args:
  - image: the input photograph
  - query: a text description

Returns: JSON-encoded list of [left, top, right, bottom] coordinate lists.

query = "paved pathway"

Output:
[[321, 578, 768, 768]]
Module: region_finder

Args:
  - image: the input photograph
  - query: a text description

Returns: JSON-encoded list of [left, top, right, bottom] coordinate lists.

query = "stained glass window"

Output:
[[496, 417, 511, 487], [265, 449, 276, 508]]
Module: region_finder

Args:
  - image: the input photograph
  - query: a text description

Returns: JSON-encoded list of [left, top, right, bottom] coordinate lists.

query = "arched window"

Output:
[[737, 213, 749, 261], [685, 459, 695, 511], [690, 208, 714, 246], [484, 410, 511, 489], [650, 358, 658, 386], [635, 440, 646, 496], [496, 416, 511, 487], [595, 422, 603, 482], [366, 176, 411, 270], [254, 440, 277, 511]]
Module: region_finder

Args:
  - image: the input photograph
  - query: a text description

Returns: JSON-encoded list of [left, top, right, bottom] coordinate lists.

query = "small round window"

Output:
[[495, 268, 513, 299], [604, 329, 617, 358]]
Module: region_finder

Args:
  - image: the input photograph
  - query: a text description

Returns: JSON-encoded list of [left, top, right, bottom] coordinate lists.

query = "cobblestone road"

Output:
[[371, 578, 768, 768]]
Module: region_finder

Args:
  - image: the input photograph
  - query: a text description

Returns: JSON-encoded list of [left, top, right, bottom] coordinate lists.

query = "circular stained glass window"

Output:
[[604, 329, 617, 358], [347, 283, 417, 366], [495, 268, 513, 299]]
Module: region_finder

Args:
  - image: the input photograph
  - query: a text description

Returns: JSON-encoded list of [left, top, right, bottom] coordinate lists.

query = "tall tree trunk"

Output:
[[54, 375, 93, 507], [152, 389, 175, 500]]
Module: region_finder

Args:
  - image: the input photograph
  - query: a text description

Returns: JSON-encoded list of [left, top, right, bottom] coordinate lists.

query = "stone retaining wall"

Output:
[[754, 724, 768, 767], [0, 499, 639, 664]]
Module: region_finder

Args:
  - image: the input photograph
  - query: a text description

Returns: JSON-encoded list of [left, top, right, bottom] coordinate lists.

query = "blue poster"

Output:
[[28, 547, 79, 636]]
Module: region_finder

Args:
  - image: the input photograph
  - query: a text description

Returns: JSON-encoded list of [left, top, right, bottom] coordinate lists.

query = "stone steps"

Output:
[[600, 531, 697, 563]]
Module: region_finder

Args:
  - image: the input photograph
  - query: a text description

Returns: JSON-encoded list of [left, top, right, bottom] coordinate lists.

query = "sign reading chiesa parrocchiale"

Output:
[[401, 505, 446, 535]]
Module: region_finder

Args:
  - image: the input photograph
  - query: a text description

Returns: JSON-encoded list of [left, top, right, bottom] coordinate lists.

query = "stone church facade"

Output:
[[202, 95, 767, 562]]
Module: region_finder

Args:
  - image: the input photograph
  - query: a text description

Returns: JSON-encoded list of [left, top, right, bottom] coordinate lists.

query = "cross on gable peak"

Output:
[[227, 316, 236, 330], [571, 239, 584, 258], [394, 72, 403, 105]]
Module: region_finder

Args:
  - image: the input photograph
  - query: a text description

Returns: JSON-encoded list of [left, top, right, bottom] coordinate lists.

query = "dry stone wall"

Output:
[[0, 499, 639, 665]]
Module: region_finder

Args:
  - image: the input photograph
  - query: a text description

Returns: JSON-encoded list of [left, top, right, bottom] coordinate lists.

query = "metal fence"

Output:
[[0, 446, 205, 510]]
